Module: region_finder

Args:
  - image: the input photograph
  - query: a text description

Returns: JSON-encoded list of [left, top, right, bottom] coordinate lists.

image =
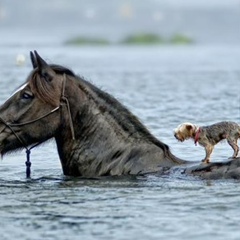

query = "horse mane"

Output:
[[49, 64, 76, 76], [75, 73, 172, 157], [28, 64, 172, 157]]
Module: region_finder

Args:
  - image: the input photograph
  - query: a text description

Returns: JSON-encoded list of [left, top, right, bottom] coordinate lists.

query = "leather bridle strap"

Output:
[[9, 107, 60, 127], [60, 74, 75, 140], [0, 117, 28, 150]]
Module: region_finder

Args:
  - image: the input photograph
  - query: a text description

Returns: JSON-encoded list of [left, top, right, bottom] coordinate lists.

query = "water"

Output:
[[0, 45, 240, 240]]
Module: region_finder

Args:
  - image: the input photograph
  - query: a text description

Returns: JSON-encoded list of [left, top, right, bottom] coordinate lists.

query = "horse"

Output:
[[0, 51, 189, 177]]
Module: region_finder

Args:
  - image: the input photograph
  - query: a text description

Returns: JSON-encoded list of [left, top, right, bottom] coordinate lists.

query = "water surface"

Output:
[[0, 45, 240, 240]]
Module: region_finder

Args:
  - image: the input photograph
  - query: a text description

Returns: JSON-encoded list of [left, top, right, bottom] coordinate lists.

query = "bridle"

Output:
[[0, 74, 75, 178]]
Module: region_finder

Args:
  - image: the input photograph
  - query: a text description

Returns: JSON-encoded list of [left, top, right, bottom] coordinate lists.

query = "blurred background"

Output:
[[0, 0, 240, 46]]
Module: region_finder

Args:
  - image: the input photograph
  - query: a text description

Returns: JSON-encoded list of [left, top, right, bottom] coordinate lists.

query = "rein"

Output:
[[0, 74, 75, 178]]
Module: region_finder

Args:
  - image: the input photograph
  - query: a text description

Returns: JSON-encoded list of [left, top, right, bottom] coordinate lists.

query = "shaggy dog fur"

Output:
[[174, 121, 240, 163]]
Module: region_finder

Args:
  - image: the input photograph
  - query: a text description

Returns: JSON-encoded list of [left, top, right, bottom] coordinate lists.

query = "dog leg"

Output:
[[202, 145, 214, 163], [227, 139, 239, 158]]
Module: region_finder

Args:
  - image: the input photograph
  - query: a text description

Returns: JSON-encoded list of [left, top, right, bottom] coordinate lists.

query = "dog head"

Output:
[[174, 122, 197, 142]]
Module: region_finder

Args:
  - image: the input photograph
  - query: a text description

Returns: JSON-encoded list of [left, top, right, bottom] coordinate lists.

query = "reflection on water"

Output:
[[0, 45, 240, 240]]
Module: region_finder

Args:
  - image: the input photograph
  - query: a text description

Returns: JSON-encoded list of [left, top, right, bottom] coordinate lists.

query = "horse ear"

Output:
[[30, 51, 37, 69], [34, 50, 48, 68], [34, 50, 53, 82]]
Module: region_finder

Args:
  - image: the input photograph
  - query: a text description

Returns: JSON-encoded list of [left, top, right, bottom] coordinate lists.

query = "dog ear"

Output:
[[186, 124, 193, 131]]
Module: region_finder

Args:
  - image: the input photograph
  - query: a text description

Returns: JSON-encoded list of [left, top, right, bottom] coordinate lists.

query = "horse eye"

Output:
[[22, 92, 33, 100]]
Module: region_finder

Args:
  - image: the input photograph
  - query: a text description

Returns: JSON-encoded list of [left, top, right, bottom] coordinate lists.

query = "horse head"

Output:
[[0, 51, 68, 156]]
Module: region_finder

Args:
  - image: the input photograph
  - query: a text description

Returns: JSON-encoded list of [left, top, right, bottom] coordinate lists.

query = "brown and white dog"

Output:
[[174, 121, 240, 163]]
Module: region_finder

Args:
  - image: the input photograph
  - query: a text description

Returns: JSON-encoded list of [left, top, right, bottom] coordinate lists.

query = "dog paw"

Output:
[[201, 159, 210, 164]]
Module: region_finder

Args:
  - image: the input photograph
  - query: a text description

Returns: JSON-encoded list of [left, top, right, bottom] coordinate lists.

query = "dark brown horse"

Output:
[[0, 51, 188, 177], [0, 51, 240, 179]]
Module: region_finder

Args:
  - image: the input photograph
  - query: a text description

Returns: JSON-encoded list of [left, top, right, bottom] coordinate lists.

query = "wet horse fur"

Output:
[[0, 51, 240, 179], [0, 51, 186, 177]]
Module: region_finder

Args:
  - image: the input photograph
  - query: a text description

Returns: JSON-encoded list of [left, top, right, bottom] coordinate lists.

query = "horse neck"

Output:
[[54, 78, 153, 175], [55, 104, 137, 176], [51, 79, 115, 170]]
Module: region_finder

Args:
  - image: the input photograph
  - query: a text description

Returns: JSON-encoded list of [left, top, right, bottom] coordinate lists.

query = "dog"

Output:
[[174, 121, 240, 163]]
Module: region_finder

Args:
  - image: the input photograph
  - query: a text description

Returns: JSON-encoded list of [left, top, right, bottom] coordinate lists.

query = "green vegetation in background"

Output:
[[65, 37, 110, 45], [65, 33, 194, 46], [169, 34, 194, 44], [121, 34, 164, 45]]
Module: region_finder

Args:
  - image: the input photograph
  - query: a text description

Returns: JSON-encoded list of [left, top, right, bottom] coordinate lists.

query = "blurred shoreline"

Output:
[[0, 0, 239, 46]]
